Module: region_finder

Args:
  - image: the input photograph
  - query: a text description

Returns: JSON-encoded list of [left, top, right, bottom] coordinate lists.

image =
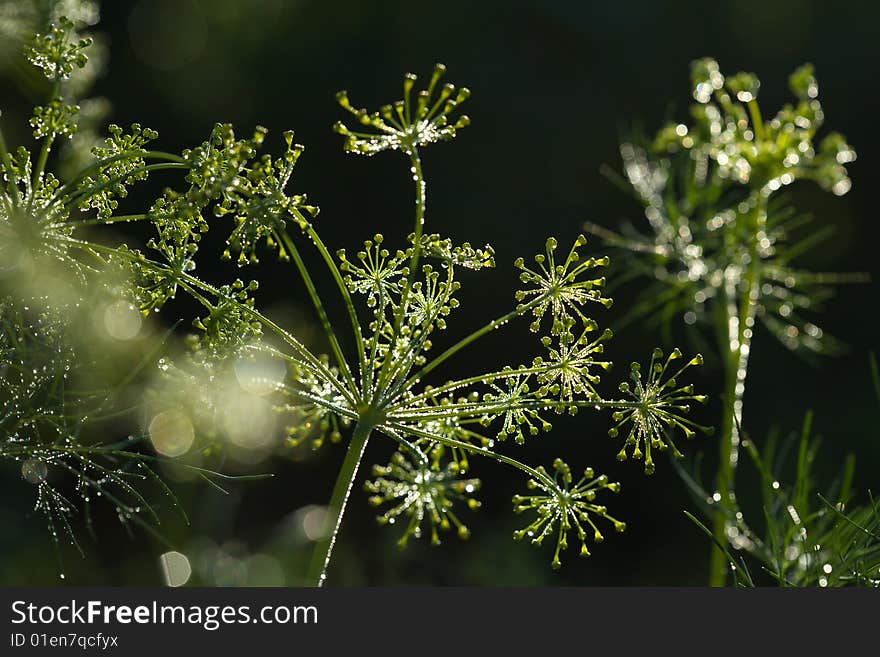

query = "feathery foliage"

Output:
[[680, 410, 879, 587]]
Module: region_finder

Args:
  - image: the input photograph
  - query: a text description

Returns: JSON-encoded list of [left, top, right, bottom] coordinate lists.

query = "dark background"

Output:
[[1, 0, 878, 586]]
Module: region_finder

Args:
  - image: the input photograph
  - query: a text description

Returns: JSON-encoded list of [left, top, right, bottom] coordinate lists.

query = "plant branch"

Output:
[[291, 210, 367, 392], [400, 295, 546, 392], [277, 230, 359, 401], [382, 420, 557, 490], [709, 196, 764, 586], [374, 148, 426, 398], [306, 420, 373, 586]]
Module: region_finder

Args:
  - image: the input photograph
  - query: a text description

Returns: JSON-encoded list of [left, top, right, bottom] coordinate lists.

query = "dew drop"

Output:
[[22, 458, 48, 484]]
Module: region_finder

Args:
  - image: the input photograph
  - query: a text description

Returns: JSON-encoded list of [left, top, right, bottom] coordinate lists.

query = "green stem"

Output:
[[747, 100, 764, 142], [277, 230, 359, 400], [709, 327, 742, 586], [389, 364, 551, 410], [51, 150, 186, 204], [292, 210, 367, 390], [400, 295, 545, 392], [72, 213, 150, 227], [384, 420, 557, 490], [31, 136, 55, 203], [3, 443, 270, 483], [60, 162, 188, 210], [709, 197, 764, 586], [307, 420, 373, 586], [374, 148, 426, 398], [389, 397, 641, 423], [31, 78, 62, 196]]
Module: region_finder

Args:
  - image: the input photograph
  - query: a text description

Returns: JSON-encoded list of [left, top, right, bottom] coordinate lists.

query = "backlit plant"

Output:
[[0, 15, 711, 584], [681, 411, 880, 588], [595, 58, 861, 585], [0, 10, 267, 576]]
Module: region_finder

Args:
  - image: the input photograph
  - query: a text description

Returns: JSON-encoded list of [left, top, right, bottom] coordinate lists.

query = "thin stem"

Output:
[[292, 210, 367, 391], [70, 213, 150, 227], [383, 420, 557, 490], [60, 162, 188, 210], [709, 325, 742, 586], [400, 295, 546, 392], [3, 443, 270, 483], [277, 230, 359, 401], [381, 425, 430, 466], [367, 295, 387, 395], [709, 196, 764, 586], [30, 78, 62, 201], [374, 148, 426, 398], [386, 364, 553, 411], [747, 100, 764, 143], [51, 150, 186, 205], [389, 396, 640, 423], [307, 420, 373, 586], [31, 136, 55, 201]]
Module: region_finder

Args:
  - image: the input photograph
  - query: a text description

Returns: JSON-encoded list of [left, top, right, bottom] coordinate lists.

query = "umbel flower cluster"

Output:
[[0, 17, 710, 583], [594, 58, 859, 586], [599, 58, 858, 356]]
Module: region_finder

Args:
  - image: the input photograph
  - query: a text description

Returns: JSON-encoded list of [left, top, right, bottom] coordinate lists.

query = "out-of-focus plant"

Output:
[[0, 12, 262, 577], [2, 15, 712, 583], [680, 408, 879, 587], [593, 58, 861, 585], [0, 1, 108, 174], [0, 1, 99, 76]]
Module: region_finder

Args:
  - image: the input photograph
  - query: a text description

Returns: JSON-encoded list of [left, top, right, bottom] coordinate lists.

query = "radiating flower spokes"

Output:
[[477, 368, 552, 444], [609, 348, 710, 474], [534, 324, 613, 403], [333, 63, 471, 156], [515, 235, 611, 344], [365, 450, 481, 547], [405, 264, 460, 330], [338, 234, 409, 308], [513, 458, 625, 569]]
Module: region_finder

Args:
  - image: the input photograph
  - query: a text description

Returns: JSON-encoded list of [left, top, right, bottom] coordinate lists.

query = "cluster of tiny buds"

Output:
[[333, 63, 471, 156], [608, 348, 710, 474], [512, 458, 625, 569]]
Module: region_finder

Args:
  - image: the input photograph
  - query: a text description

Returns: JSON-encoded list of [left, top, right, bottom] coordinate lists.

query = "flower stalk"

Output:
[[599, 58, 857, 586]]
